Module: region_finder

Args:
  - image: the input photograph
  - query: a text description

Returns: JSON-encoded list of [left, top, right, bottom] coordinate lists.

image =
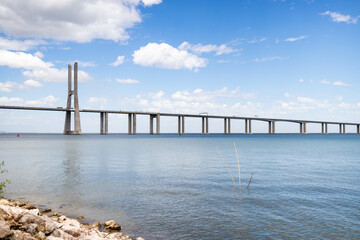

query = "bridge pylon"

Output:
[[64, 62, 82, 135]]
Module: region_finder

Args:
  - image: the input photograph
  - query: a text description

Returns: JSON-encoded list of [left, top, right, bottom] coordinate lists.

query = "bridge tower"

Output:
[[64, 62, 82, 135]]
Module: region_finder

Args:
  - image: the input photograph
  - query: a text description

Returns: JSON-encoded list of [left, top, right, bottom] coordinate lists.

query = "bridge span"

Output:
[[1, 62, 359, 135], [0, 105, 359, 135]]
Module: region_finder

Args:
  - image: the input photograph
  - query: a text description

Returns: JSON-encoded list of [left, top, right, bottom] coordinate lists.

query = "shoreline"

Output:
[[0, 198, 144, 240]]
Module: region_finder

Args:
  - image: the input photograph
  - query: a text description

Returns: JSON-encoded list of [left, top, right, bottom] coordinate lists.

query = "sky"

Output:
[[0, 0, 359, 133]]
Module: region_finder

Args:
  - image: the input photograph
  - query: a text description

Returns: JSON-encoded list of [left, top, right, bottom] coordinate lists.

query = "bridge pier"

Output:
[[156, 114, 160, 134], [268, 121, 272, 134], [64, 62, 82, 135], [100, 112, 108, 135], [224, 118, 227, 134], [228, 118, 231, 134], [325, 123, 328, 134], [244, 119, 251, 134], [178, 116, 181, 135], [343, 124, 346, 134], [339, 124, 342, 134], [249, 119, 252, 134], [357, 125, 359, 134], [321, 123, 324, 134], [182, 116, 185, 134], [272, 121, 276, 134], [150, 115, 154, 134], [201, 117, 204, 134], [245, 119, 248, 134], [206, 117, 209, 134], [100, 112, 104, 135], [299, 123, 303, 134], [128, 114, 132, 135], [133, 113, 136, 135]]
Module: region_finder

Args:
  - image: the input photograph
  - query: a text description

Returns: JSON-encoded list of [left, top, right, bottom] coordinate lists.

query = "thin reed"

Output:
[[234, 142, 241, 190], [216, 147, 236, 187], [247, 172, 253, 190]]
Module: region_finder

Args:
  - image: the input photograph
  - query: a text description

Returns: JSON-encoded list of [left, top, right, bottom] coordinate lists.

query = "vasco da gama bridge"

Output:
[[1, 62, 359, 135]]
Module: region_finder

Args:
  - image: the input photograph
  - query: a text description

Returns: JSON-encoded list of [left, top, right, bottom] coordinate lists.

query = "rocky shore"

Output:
[[0, 198, 144, 240]]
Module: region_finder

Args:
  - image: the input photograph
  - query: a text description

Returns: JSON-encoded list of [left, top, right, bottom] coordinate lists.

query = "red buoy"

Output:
[[17, 133, 19, 137]]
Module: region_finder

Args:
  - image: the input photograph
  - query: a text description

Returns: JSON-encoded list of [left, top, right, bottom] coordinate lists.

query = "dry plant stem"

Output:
[[247, 172, 253, 190], [234, 142, 241, 190], [216, 147, 236, 187]]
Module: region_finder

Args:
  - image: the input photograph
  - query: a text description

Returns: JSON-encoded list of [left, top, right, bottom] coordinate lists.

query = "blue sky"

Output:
[[0, 0, 359, 133]]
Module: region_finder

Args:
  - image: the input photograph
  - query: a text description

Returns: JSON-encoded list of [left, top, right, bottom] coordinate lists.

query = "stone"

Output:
[[40, 208, 51, 214], [91, 221, 101, 230], [103, 220, 121, 231], [33, 231, 46, 240], [18, 213, 60, 234], [10, 230, 37, 240], [19, 223, 38, 235], [51, 229, 75, 239], [0, 221, 13, 239]]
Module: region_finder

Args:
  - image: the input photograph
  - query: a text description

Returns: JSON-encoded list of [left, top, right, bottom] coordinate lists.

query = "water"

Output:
[[0, 134, 359, 239]]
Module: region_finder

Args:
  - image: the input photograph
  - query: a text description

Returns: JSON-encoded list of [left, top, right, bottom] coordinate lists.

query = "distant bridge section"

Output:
[[1, 62, 359, 135], [1, 105, 359, 135]]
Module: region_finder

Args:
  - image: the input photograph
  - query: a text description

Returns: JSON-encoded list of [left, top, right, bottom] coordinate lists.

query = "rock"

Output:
[[103, 220, 121, 231], [19, 223, 38, 235], [18, 213, 61, 234], [0, 221, 13, 239], [8, 220, 22, 230], [33, 231, 46, 240], [92, 221, 101, 230], [60, 225, 80, 237], [57, 215, 67, 223], [51, 229, 75, 239], [40, 208, 51, 214], [10, 229, 37, 240]]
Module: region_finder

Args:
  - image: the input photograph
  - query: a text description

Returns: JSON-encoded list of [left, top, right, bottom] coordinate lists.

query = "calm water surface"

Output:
[[0, 134, 359, 239]]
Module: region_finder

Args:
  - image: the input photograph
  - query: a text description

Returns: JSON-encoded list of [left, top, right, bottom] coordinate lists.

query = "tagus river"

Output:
[[1, 134, 359, 239]]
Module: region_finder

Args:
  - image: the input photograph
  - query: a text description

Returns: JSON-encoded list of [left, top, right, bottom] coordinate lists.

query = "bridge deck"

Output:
[[0, 105, 359, 126]]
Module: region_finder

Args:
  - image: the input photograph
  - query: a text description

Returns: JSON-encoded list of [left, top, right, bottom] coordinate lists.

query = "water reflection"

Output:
[[59, 139, 83, 210]]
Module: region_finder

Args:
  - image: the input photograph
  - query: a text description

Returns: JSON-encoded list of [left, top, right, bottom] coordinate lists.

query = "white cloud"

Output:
[[23, 68, 92, 82], [24, 79, 42, 87], [171, 87, 255, 102], [111, 56, 125, 66], [285, 35, 308, 42], [0, 50, 53, 69], [322, 11, 359, 24], [34, 51, 44, 58], [178, 42, 236, 55], [0, 81, 28, 92], [88, 97, 109, 105], [133, 42, 207, 71], [320, 79, 349, 86], [121, 87, 258, 115], [0, 95, 58, 107], [0, 37, 46, 51], [142, 0, 162, 6], [333, 81, 349, 86], [253, 56, 286, 62], [116, 78, 139, 84], [299, 78, 304, 83], [320, 79, 331, 84], [248, 37, 267, 43], [0, 0, 163, 43]]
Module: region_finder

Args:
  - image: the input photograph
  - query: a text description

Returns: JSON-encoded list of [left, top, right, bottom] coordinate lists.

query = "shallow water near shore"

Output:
[[1, 133, 359, 239]]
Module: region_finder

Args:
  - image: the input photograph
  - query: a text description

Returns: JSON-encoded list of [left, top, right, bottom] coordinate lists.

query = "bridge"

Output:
[[1, 62, 359, 135]]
